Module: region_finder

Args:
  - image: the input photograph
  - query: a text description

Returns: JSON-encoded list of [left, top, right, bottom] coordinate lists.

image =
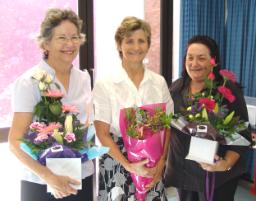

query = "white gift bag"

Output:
[[46, 158, 82, 193], [186, 136, 219, 164]]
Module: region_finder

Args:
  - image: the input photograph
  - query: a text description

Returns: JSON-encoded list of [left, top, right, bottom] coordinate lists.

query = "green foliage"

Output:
[[34, 96, 64, 123], [125, 106, 173, 139]]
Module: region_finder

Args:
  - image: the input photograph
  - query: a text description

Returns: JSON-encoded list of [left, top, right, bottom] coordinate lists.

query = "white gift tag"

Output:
[[186, 136, 218, 164], [46, 158, 82, 193]]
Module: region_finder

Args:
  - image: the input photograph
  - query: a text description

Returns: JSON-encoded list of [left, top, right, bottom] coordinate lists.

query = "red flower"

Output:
[[218, 86, 236, 103], [199, 97, 216, 112], [219, 70, 236, 83], [208, 72, 215, 80], [210, 58, 216, 66]]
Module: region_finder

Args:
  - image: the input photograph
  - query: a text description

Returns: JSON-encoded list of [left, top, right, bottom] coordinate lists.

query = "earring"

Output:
[[43, 50, 49, 59]]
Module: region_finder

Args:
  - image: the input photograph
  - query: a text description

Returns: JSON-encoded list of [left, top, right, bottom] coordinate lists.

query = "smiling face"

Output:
[[118, 29, 149, 65], [44, 20, 81, 66], [185, 43, 214, 82]]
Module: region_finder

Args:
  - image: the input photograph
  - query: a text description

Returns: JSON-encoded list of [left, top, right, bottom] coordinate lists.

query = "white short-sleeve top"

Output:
[[12, 60, 94, 184], [92, 65, 174, 136]]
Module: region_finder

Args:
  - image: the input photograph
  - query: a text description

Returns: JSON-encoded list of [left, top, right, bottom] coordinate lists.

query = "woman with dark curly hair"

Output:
[[164, 35, 251, 201]]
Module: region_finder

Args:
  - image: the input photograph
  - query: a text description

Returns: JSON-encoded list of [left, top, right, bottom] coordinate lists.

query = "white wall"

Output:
[[246, 96, 256, 126], [94, 0, 144, 81], [172, 0, 180, 81]]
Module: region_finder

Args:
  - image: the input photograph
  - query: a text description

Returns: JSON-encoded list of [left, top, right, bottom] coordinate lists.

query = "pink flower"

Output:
[[218, 86, 236, 103], [34, 133, 49, 143], [64, 132, 76, 143], [29, 122, 46, 130], [43, 90, 64, 98], [219, 70, 236, 83], [210, 58, 216, 66], [208, 72, 215, 80], [199, 98, 216, 112], [62, 104, 79, 113], [38, 122, 62, 134]]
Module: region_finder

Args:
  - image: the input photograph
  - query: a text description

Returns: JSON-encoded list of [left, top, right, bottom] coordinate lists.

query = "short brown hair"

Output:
[[115, 16, 151, 58], [38, 9, 85, 57]]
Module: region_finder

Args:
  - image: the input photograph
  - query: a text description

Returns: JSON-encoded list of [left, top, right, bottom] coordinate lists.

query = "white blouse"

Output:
[[92, 65, 174, 136]]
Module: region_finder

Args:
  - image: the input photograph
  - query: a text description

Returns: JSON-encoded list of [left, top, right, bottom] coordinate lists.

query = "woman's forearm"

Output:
[[8, 113, 54, 182], [94, 120, 131, 170], [224, 150, 240, 170], [161, 128, 171, 161], [9, 140, 54, 180], [101, 133, 130, 169]]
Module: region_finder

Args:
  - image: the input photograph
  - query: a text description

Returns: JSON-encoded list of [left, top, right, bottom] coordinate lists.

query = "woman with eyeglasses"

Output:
[[8, 9, 94, 201]]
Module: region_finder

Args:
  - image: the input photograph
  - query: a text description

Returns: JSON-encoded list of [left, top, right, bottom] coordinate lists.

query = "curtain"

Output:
[[180, 0, 225, 71], [226, 0, 256, 96]]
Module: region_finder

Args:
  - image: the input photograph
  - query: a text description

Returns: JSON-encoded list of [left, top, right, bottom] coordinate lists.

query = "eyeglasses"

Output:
[[54, 36, 81, 44]]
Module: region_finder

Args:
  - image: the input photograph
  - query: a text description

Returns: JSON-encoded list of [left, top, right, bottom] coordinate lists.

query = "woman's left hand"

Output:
[[145, 157, 166, 190], [199, 155, 231, 172]]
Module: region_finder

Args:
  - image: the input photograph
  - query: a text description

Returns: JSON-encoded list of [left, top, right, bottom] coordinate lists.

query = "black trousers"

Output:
[[21, 175, 93, 201], [177, 177, 239, 201]]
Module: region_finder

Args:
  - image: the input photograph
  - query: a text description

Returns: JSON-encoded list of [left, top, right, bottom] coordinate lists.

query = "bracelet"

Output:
[[223, 158, 232, 171]]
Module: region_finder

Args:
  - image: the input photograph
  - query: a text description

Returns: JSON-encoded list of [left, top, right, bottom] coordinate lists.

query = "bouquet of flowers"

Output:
[[20, 69, 109, 167], [119, 103, 173, 201]]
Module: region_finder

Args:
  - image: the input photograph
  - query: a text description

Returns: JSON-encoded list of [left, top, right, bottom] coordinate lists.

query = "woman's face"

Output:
[[44, 20, 81, 65], [118, 29, 149, 65], [185, 43, 213, 82]]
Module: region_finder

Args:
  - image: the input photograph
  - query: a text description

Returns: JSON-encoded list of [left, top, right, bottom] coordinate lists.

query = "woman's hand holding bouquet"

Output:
[[145, 156, 166, 189], [119, 103, 173, 201]]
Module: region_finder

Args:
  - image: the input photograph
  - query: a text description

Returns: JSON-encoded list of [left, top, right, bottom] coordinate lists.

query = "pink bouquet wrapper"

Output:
[[119, 103, 166, 201]]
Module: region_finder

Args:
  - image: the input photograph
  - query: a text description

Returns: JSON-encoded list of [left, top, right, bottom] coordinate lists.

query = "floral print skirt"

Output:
[[98, 134, 167, 201]]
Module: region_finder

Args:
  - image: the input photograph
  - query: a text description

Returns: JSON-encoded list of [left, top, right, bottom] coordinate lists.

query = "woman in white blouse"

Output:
[[8, 9, 94, 201], [93, 16, 174, 201]]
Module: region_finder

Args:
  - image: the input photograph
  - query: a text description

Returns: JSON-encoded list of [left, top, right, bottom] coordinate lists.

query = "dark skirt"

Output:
[[98, 134, 167, 201], [21, 175, 93, 201]]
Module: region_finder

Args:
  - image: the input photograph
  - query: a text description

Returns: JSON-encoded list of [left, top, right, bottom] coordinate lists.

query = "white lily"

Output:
[[44, 74, 53, 84], [32, 70, 46, 81], [38, 81, 47, 91]]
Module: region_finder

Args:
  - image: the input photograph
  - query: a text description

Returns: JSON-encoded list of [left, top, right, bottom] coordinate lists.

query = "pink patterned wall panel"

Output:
[[0, 1, 78, 127]]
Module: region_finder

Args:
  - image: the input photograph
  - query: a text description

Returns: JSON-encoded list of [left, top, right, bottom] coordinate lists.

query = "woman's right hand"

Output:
[[44, 173, 80, 199], [126, 159, 155, 178]]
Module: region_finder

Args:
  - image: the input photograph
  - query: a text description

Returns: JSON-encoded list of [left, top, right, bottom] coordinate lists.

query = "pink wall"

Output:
[[0, 1, 78, 127], [145, 0, 160, 74]]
